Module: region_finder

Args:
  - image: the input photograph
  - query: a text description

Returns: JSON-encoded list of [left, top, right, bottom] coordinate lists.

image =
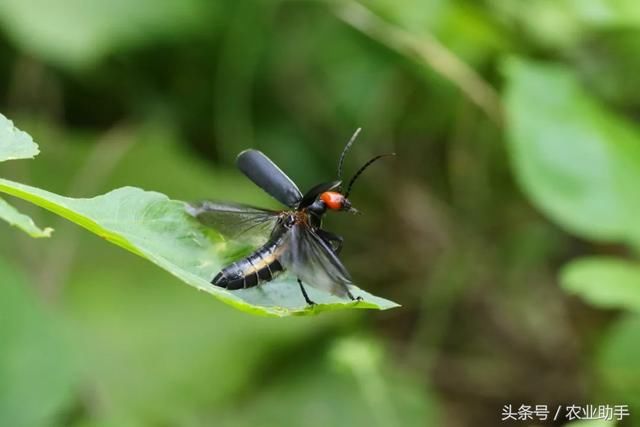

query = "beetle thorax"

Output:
[[320, 191, 345, 210]]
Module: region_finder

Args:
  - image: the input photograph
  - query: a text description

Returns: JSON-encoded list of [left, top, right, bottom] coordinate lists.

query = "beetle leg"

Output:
[[346, 289, 363, 302], [297, 278, 316, 306]]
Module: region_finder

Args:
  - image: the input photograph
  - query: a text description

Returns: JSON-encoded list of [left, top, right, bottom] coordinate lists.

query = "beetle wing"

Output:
[[186, 201, 280, 244], [236, 149, 303, 208], [280, 223, 352, 297]]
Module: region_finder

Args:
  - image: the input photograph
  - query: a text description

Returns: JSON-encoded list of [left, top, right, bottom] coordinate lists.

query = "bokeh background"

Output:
[[2, 1, 640, 426]]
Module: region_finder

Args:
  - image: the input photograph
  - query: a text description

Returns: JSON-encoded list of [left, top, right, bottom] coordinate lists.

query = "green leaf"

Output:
[[597, 313, 640, 414], [0, 114, 52, 238], [0, 113, 39, 162], [0, 0, 212, 69], [561, 257, 640, 311], [503, 58, 640, 245], [0, 197, 52, 238], [0, 258, 77, 427], [0, 178, 399, 316]]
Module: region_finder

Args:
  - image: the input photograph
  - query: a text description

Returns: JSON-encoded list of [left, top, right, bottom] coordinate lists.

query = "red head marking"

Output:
[[320, 191, 344, 210]]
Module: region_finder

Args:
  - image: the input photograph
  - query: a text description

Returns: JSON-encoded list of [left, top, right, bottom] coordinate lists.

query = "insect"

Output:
[[187, 129, 393, 305]]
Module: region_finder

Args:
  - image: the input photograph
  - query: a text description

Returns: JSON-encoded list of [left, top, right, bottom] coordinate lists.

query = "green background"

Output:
[[2, 0, 640, 426]]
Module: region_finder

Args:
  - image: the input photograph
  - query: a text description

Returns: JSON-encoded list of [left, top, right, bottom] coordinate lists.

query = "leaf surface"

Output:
[[0, 114, 39, 162], [0, 197, 52, 238], [0, 114, 51, 237], [0, 178, 399, 316]]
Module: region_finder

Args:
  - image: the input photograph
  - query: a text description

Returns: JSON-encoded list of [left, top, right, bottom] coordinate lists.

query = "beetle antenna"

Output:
[[338, 128, 361, 182], [345, 153, 395, 198]]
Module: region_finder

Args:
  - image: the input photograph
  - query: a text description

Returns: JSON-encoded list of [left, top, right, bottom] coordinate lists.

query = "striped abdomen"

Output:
[[212, 238, 286, 290]]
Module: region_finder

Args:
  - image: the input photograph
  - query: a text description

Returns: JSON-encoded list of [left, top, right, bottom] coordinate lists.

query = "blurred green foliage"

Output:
[[566, 420, 616, 427], [504, 58, 640, 244], [0, 259, 76, 427], [2, 0, 640, 425]]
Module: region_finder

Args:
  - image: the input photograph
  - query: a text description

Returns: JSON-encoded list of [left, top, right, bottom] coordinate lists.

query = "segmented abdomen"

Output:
[[212, 239, 285, 290]]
